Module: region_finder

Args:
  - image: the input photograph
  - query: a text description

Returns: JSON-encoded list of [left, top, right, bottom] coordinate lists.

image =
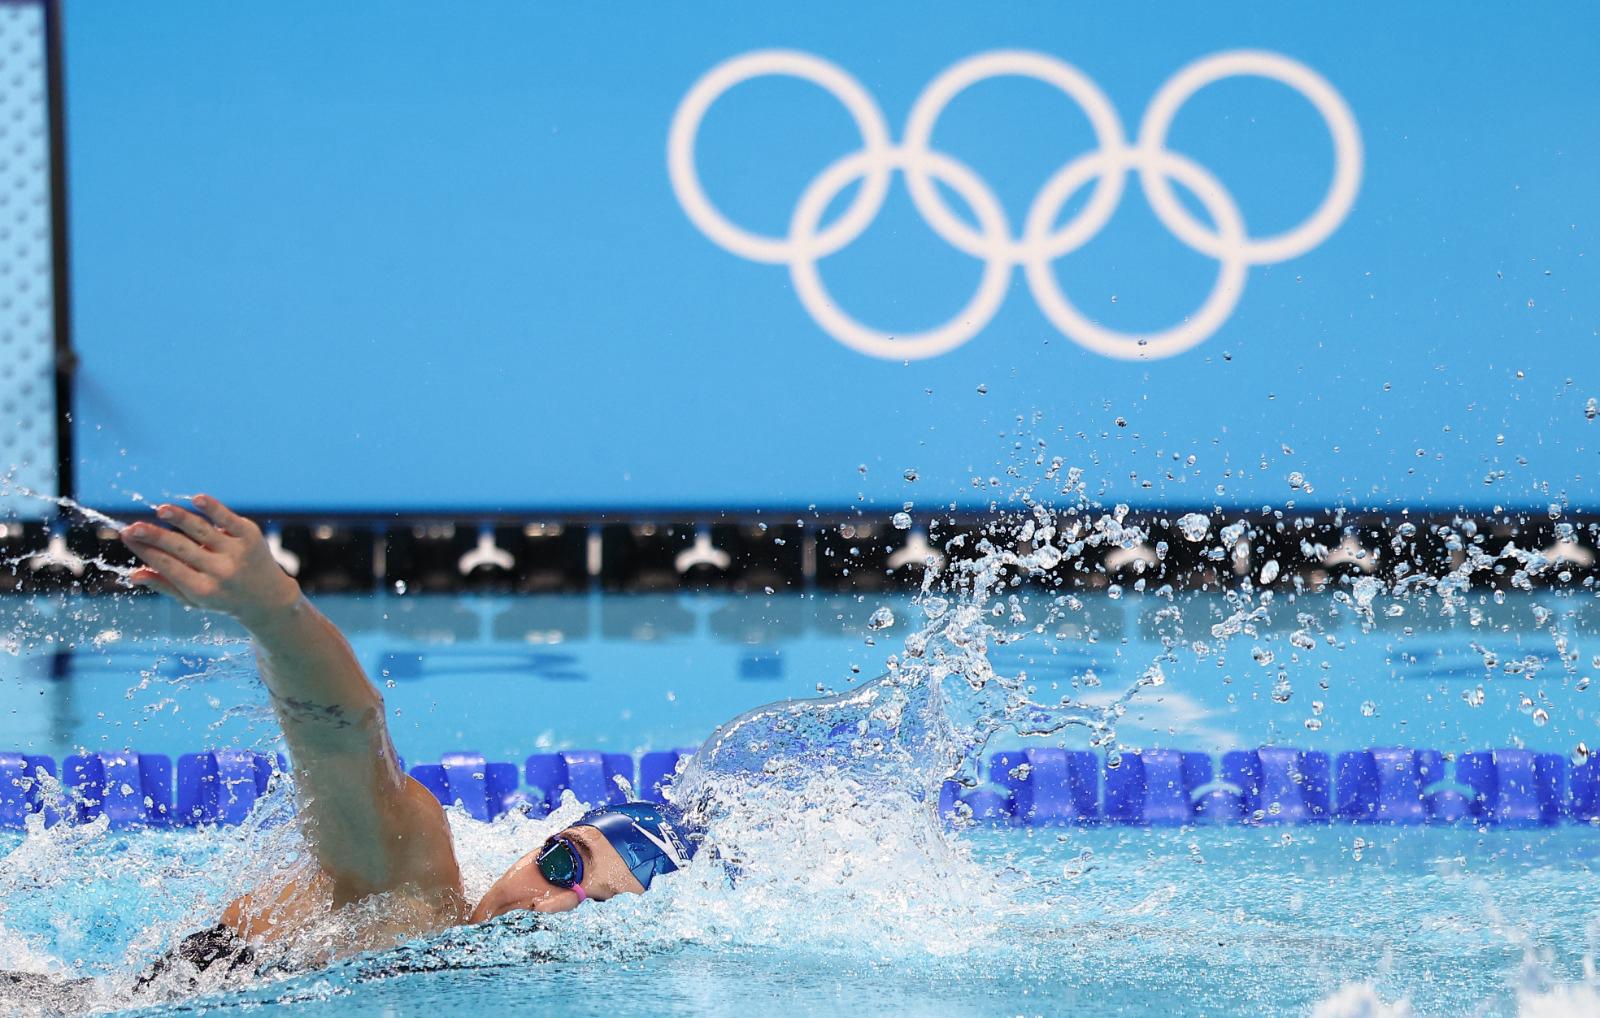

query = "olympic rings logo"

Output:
[[667, 49, 1362, 361]]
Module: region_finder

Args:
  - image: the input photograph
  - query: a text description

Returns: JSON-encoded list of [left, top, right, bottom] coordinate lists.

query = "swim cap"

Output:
[[574, 800, 699, 890]]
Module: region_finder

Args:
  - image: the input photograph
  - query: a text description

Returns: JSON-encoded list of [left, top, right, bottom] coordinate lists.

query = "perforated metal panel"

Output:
[[0, 2, 57, 519]]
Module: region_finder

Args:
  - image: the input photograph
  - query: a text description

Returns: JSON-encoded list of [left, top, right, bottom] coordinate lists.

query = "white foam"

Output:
[[1519, 981, 1600, 1018], [1311, 983, 1412, 1018]]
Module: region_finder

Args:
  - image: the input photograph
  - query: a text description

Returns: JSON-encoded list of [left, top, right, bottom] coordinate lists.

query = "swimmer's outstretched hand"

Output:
[[119, 495, 302, 628]]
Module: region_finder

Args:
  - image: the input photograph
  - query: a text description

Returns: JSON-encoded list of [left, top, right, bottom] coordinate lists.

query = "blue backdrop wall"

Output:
[[60, 1, 1599, 512]]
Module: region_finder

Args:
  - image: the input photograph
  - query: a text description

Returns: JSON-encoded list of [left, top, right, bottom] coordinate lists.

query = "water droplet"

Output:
[[1176, 513, 1210, 542], [1288, 471, 1306, 490], [1360, 700, 1377, 717], [1532, 707, 1550, 726], [975, 383, 988, 395], [867, 606, 895, 631], [1253, 647, 1276, 667], [902, 468, 919, 482], [1271, 677, 1292, 703], [1114, 416, 1128, 428], [1303, 717, 1322, 731], [1259, 559, 1280, 585], [891, 511, 912, 530], [1572, 743, 1590, 765], [1586, 397, 1598, 421], [1352, 576, 1383, 609]]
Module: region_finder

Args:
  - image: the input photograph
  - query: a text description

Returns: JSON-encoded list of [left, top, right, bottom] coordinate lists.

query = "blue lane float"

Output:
[[1185, 748, 1332, 825], [4, 746, 1600, 831], [1456, 749, 1566, 826], [640, 748, 696, 800], [409, 752, 524, 822], [64, 751, 174, 828], [0, 753, 58, 828], [524, 750, 634, 815], [176, 751, 284, 827], [1572, 758, 1600, 821], [1103, 749, 1215, 826], [990, 749, 1098, 825]]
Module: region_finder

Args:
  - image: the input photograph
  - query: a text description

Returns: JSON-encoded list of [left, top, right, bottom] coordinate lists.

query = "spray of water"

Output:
[[670, 501, 1164, 934], [2, 478, 1599, 1012]]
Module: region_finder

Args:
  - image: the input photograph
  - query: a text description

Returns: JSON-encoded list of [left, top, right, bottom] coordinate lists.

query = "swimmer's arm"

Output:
[[120, 497, 463, 907], [241, 591, 464, 906]]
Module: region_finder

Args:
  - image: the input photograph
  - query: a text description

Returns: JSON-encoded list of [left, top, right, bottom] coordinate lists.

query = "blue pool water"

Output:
[[3, 589, 1600, 1016], [4, 591, 1593, 763]]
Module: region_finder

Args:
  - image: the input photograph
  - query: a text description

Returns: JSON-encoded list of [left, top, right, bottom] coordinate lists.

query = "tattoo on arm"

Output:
[[269, 691, 354, 728]]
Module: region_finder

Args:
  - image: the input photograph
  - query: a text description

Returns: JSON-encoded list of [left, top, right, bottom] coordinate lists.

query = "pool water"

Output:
[[3, 590, 1593, 762], [3, 819, 1598, 1016], [2, 589, 1599, 1016]]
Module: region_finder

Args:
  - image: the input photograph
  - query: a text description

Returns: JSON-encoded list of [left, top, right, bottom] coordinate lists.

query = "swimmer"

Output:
[[18, 495, 699, 995]]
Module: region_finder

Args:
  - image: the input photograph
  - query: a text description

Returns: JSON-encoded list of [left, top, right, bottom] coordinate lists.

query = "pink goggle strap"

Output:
[[572, 882, 588, 903]]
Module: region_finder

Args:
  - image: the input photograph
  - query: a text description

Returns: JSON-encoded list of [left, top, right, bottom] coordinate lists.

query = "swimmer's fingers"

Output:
[[127, 566, 193, 605], [121, 519, 217, 571], [148, 495, 300, 626], [192, 494, 258, 540], [157, 503, 224, 549], [120, 526, 209, 595]]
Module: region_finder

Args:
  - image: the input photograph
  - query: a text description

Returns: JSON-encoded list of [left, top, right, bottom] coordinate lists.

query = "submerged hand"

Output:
[[120, 494, 301, 628]]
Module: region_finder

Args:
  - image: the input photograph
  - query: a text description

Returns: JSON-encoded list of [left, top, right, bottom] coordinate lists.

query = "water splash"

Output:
[[0, 479, 133, 533], [670, 501, 1167, 944], [1311, 984, 1412, 1018], [2, 478, 1598, 1012], [0, 481, 144, 586]]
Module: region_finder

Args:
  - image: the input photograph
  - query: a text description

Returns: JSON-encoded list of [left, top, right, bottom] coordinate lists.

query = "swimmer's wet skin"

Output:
[[52, 496, 698, 990]]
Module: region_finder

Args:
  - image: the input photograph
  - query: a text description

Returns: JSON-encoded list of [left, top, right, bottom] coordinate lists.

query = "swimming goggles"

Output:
[[535, 835, 588, 902]]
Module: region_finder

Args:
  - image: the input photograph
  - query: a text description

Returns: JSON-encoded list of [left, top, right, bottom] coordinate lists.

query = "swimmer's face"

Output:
[[469, 824, 646, 923]]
